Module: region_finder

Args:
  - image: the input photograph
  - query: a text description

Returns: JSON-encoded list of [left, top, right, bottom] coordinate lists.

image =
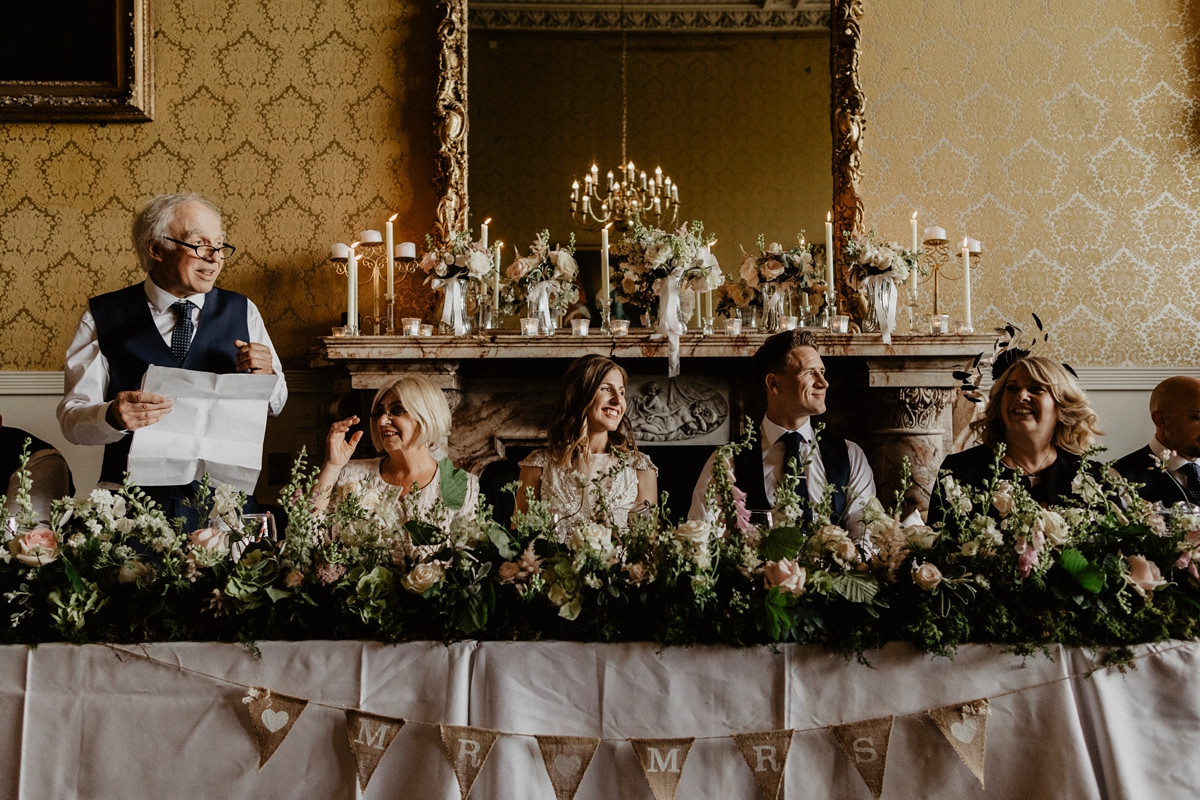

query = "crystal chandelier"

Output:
[[569, 25, 680, 232]]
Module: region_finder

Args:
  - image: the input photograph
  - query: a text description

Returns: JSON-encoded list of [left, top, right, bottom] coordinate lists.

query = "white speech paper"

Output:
[[126, 365, 279, 493]]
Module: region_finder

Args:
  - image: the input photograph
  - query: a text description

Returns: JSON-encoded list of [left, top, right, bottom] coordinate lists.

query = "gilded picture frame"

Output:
[[0, 0, 153, 123]]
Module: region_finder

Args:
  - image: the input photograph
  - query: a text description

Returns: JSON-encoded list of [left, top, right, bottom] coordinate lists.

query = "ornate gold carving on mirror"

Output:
[[438, 0, 867, 321], [435, 0, 470, 244], [831, 0, 867, 321]]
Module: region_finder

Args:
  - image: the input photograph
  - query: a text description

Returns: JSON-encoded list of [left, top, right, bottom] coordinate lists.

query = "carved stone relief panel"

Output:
[[625, 376, 730, 446]]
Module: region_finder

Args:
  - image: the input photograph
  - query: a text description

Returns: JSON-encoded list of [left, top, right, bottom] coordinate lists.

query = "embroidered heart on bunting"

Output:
[[630, 737, 695, 800], [829, 715, 894, 799], [344, 710, 405, 791], [732, 729, 795, 800], [243, 687, 308, 768], [439, 724, 501, 800], [928, 698, 990, 788], [535, 735, 602, 800]]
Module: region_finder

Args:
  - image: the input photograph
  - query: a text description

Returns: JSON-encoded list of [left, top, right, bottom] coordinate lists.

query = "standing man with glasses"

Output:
[[58, 193, 287, 521]]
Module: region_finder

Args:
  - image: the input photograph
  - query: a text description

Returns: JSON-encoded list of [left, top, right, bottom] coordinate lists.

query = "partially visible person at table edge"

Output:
[[1, 416, 74, 523]]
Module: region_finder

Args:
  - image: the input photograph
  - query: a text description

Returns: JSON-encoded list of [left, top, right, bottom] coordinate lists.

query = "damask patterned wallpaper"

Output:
[[860, 0, 1200, 366], [0, 0, 439, 371], [2, 0, 1197, 371]]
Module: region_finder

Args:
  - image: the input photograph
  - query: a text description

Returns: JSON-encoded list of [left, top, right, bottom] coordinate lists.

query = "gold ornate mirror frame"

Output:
[[432, 0, 865, 313]]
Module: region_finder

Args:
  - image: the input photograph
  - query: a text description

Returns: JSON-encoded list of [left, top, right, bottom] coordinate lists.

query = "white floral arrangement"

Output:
[[737, 235, 819, 296], [501, 230, 579, 317], [611, 221, 724, 320], [842, 230, 921, 284]]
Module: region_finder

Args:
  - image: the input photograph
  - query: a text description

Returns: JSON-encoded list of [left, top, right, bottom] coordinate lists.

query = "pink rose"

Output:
[[1125, 555, 1168, 598], [760, 259, 785, 281], [763, 558, 806, 596], [507, 257, 535, 281], [418, 252, 440, 273], [10, 525, 59, 567], [623, 562, 650, 586], [189, 526, 230, 555], [496, 562, 521, 584]]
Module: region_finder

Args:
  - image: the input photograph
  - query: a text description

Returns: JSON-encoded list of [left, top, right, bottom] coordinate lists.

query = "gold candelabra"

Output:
[[917, 237, 982, 316]]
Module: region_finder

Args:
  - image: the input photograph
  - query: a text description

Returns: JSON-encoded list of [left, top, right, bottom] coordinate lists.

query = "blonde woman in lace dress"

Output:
[[313, 375, 479, 527], [516, 355, 657, 539]]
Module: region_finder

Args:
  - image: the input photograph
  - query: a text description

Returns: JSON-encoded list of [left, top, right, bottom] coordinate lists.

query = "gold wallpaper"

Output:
[[860, 0, 1200, 366], [3, 0, 1198, 371], [469, 31, 832, 264], [0, 0, 439, 371]]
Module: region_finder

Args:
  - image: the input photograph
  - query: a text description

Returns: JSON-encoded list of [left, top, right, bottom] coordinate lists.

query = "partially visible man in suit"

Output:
[[1114, 376, 1200, 506], [57, 193, 287, 524]]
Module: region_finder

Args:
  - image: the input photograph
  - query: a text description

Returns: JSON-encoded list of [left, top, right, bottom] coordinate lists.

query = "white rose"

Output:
[[646, 242, 672, 267], [402, 562, 444, 595], [1038, 509, 1070, 546], [674, 520, 710, 546], [568, 522, 612, 554], [913, 562, 943, 591], [468, 250, 492, 278], [992, 481, 1014, 517], [551, 249, 578, 279], [904, 525, 938, 549]]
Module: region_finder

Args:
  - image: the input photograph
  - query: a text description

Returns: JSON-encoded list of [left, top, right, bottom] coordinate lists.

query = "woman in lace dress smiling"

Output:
[[516, 355, 658, 539], [313, 374, 478, 527]]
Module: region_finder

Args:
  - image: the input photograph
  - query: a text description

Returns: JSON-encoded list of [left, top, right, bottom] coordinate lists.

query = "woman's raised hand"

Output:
[[325, 415, 364, 467]]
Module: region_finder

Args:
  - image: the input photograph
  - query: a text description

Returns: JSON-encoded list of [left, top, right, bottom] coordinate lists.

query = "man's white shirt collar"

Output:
[[1150, 436, 1200, 472], [762, 417, 815, 447], [143, 277, 207, 314]]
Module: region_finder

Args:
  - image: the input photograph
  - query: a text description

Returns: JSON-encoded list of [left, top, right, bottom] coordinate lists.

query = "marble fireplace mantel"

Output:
[[312, 331, 995, 513]]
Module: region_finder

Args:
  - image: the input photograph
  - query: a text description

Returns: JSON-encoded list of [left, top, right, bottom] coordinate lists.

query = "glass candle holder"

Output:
[[781, 315, 799, 331], [830, 315, 850, 334], [929, 313, 951, 335], [610, 319, 630, 336], [419, 323, 434, 337], [571, 319, 590, 336], [520, 317, 539, 336], [401, 317, 421, 336], [330, 326, 347, 337], [701, 317, 715, 336], [724, 318, 743, 335]]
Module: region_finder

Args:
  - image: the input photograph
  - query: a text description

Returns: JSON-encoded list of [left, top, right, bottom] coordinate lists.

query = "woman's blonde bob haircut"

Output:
[[970, 355, 1102, 455], [368, 374, 452, 451]]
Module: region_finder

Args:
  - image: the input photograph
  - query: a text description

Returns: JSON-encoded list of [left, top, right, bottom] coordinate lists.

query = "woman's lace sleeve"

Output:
[[629, 450, 659, 474], [518, 449, 551, 469]]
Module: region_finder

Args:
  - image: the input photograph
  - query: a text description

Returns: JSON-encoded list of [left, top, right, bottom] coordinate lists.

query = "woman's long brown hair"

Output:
[[546, 354, 637, 466]]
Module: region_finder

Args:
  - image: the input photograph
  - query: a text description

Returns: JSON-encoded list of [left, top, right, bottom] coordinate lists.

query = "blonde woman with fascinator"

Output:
[[928, 354, 1106, 524], [516, 354, 658, 539], [314, 375, 479, 527]]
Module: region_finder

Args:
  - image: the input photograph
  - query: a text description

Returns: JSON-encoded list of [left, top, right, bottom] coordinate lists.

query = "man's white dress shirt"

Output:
[[57, 278, 288, 447], [688, 417, 876, 539], [1150, 436, 1200, 495]]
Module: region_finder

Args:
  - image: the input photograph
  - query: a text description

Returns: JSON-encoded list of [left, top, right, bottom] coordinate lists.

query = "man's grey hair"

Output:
[[131, 193, 222, 273]]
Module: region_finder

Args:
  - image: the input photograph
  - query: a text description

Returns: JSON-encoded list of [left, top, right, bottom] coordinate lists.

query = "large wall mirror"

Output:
[[433, 0, 865, 312]]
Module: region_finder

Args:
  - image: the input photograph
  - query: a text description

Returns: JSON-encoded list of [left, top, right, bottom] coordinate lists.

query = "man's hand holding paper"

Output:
[[105, 391, 174, 432]]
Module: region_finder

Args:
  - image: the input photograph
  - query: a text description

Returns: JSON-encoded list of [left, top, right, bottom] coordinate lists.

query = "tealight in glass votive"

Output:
[[571, 319, 590, 336], [928, 314, 951, 335], [610, 319, 630, 336], [401, 317, 421, 336], [830, 315, 850, 334], [419, 324, 434, 337], [781, 315, 799, 331], [330, 326, 347, 337], [520, 317, 539, 336], [724, 318, 743, 336]]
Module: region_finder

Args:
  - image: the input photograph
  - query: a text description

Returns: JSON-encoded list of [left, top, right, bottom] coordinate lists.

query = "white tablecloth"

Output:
[[1, 640, 1196, 799]]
